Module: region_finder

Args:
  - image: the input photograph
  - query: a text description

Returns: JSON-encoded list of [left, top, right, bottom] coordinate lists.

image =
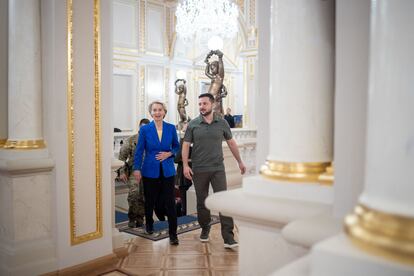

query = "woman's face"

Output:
[[150, 103, 166, 121]]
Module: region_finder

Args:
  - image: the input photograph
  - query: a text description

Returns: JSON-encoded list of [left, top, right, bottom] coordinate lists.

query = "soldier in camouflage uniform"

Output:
[[119, 119, 150, 228]]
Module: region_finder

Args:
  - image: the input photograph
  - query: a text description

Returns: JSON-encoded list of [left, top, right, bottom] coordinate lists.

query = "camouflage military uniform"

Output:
[[119, 134, 145, 227]]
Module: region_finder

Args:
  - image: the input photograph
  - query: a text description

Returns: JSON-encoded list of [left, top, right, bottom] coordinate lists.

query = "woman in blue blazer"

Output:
[[133, 101, 180, 245]]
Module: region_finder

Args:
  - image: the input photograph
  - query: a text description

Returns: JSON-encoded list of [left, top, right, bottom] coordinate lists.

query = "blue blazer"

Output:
[[133, 121, 180, 178]]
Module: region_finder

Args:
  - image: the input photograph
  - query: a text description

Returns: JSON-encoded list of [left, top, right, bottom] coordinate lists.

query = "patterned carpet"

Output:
[[117, 214, 220, 241]]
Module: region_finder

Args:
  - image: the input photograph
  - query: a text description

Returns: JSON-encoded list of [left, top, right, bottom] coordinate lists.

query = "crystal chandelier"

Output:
[[175, 0, 239, 42]]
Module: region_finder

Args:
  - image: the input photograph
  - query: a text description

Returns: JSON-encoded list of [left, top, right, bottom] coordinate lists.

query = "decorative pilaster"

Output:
[[345, 0, 414, 265], [260, 0, 334, 183], [139, 0, 146, 53], [5, 0, 45, 149]]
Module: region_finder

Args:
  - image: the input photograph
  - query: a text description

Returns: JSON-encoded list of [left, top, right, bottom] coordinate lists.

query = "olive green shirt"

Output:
[[184, 114, 232, 172]]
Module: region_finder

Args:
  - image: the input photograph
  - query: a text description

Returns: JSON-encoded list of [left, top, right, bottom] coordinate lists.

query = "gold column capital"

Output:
[[345, 204, 414, 265], [3, 139, 46, 149], [0, 139, 6, 148], [260, 160, 331, 183]]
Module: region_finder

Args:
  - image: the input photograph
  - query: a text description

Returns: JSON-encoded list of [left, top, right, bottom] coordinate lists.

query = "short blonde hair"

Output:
[[148, 101, 168, 115]]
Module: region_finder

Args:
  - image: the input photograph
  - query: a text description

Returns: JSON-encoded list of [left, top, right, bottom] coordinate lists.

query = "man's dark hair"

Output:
[[198, 93, 215, 103], [139, 118, 150, 126]]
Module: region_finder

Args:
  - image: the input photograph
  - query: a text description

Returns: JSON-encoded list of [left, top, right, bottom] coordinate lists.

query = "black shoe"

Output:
[[145, 224, 154, 234], [128, 220, 135, 228], [199, 226, 211, 242], [136, 221, 144, 228], [157, 215, 166, 221], [224, 239, 239, 249], [169, 236, 179, 245]]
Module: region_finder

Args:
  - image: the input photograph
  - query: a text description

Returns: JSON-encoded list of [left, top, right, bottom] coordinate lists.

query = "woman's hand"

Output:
[[156, 151, 172, 162]]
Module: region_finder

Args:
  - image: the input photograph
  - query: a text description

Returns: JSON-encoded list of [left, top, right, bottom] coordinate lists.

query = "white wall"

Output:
[[113, 0, 138, 49], [113, 73, 136, 131], [43, 0, 114, 269], [333, 0, 370, 218], [0, 0, 7, 141], [255, 0, 271, 171], [112, 0, 250, 128]]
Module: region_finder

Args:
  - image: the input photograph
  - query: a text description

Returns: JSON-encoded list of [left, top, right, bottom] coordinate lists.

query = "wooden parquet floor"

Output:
[[102, 223, 239, 276]]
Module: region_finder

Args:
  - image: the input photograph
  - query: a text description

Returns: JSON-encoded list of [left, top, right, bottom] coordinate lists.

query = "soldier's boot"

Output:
[[136, 217, 144, 228], [128, 220, 136, 228]]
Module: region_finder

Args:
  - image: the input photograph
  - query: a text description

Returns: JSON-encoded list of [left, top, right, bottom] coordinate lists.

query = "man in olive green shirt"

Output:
[[182, 93, 246, 248]]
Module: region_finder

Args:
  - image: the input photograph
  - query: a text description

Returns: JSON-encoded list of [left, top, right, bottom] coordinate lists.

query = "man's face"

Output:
[[226, 108, 231, 114], [198, 97, 213, 116]]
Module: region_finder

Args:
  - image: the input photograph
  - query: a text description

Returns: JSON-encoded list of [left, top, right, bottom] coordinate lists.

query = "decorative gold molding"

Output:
[[248, 57, 255, 80], [67, 0, 103, 245], [260, 161, 331, 182], [139, 0, 146, 52], [164, 68, 170, 103], [243, 59, 249, 127], [165, 6, 171, 55], [145, 51, 164, 57], [93, 0, 103, 244], [318, 164, 334, 185], [113, 58, 138, 63], [345, 204, 414, 265], [113, 46, 138, 53], [249, 0, 256, 26], [169, 32, 177, 58], [139, 66, 146, 117], [0, 138, 7, 148], [113, 64, 136, 70], [3, 139, 46, 149], [237, 0, 244, 12]]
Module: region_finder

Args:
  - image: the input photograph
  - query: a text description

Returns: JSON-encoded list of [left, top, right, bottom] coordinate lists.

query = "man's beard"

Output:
[[200, 109, 212, 116]]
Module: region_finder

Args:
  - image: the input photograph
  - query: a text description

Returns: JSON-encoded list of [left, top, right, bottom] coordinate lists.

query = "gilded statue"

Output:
[[175, 79, 190, 130], [205, 50, 228, 115]]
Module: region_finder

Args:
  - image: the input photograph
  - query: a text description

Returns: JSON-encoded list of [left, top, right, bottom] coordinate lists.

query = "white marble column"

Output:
[[260, 0, 334, 182], [344, 0, 414, 265], [0, 0, 8, 147], [205, 1, 335, 275], [255, 0, 270, 173], [5, 0, 45, 149]]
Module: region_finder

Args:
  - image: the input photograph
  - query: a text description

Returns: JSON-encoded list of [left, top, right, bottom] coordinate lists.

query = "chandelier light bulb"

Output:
[[208, 36, 224, 50], [175, 0, 239, 42]]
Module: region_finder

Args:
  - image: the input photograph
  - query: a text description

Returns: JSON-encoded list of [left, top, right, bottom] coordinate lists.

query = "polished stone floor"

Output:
[[101, 223, 239, 276]]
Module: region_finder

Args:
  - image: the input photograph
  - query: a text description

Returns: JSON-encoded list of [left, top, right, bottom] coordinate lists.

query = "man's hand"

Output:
[[156, 151, 172, 162], [120, 173, 128, 182], [238, 161, 246, 175], [133, 170, 142, 183], [183, 165, 193, 181]]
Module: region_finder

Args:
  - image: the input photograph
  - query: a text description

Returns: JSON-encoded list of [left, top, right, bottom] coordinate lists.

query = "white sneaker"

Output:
[[224, 240, 238, 249]]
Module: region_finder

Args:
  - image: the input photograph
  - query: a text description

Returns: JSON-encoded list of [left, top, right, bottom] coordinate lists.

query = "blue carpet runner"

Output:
[[115, 211, 220, 241]]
